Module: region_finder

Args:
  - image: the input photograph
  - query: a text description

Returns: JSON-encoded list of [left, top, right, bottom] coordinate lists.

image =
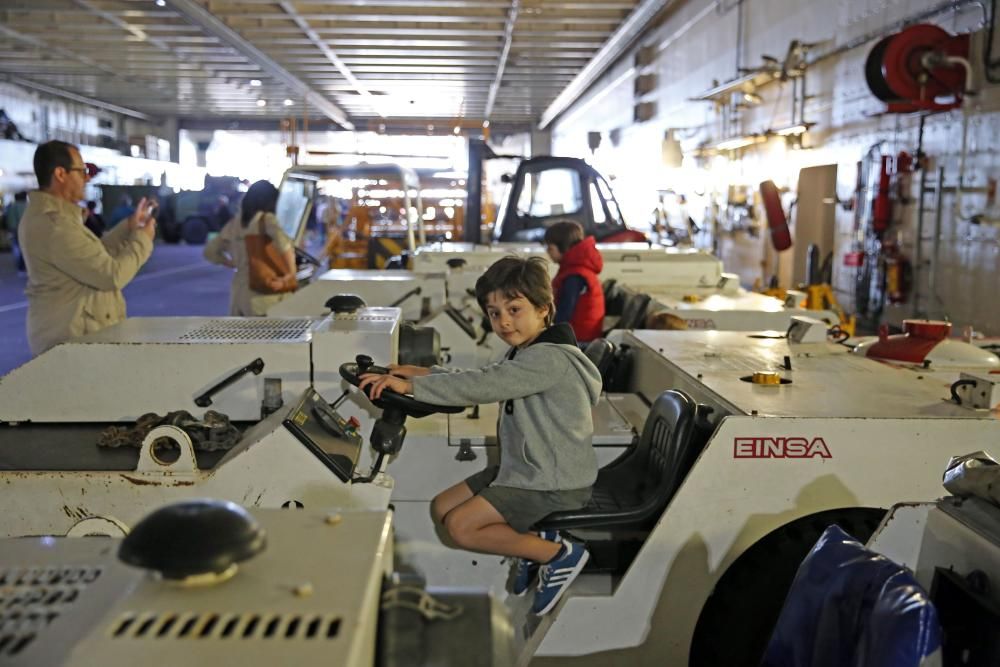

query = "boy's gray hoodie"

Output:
[[411, 323, 602, 492]]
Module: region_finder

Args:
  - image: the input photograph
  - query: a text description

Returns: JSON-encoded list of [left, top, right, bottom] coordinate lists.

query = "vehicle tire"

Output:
[[181, 215, 210, 245], [689, 507, 885, 667], [160, 220, 182, 244]]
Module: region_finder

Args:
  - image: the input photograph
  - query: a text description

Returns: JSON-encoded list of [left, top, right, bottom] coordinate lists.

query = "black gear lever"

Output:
[[356, 354, 390, 376]]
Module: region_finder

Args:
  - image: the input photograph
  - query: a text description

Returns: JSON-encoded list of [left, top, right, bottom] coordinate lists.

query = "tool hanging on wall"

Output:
[[850, 145, 914, 324], [864, 24, 972, 113]]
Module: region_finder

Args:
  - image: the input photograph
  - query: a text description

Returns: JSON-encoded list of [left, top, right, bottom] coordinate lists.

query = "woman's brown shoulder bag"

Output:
[[245, 214, 297, 294]]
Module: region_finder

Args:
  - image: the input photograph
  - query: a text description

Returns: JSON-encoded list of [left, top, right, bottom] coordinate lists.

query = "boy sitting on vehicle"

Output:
[[360, 255, 602, 615]]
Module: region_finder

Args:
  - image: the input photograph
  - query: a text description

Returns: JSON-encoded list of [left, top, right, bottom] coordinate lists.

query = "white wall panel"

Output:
[[553, 0, 1000, 334]]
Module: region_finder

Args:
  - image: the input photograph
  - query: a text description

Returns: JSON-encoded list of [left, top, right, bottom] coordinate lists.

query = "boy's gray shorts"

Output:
[[464, 465, 592, 534]]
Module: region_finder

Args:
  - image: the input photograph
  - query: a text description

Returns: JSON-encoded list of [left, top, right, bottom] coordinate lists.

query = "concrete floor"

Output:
[[0, 243, 233, 375]]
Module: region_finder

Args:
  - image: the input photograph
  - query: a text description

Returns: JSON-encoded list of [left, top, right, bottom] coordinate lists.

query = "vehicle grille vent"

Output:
[[109, 612, 341, 641], [0, 566, 103, 658], [179, 319, 312, 342], [334, 314, 396, 322]]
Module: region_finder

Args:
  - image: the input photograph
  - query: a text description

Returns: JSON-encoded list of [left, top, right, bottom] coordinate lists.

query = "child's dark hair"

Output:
[[543, 220, 584, 254], [475, 256, 554, 325]]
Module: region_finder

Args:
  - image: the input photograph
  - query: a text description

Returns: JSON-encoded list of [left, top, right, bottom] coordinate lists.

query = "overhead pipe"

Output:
[[485, 0, 520, 120]]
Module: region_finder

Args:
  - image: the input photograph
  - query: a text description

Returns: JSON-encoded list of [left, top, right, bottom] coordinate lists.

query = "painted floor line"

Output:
[[130, 261, 217, 284], [0, 261, 214, 314]]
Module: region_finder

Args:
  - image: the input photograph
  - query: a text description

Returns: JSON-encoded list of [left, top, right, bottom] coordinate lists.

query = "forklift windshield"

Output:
[[276, 175, 318, 245], [492, 156, 642, 244]]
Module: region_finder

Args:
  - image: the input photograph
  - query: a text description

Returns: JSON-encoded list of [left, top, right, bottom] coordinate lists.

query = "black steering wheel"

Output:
[[339, 355, 466, 418]]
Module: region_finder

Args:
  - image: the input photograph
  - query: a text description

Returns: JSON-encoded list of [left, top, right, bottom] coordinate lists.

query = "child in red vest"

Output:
[[544, 221, 605, 343]]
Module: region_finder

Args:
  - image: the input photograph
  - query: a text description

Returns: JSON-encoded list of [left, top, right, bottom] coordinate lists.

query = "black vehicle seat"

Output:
[[606, 291, 650, 333], [582, 338, 616, 385], [536, 389, 710, 532], [602, 279, 625, 317]]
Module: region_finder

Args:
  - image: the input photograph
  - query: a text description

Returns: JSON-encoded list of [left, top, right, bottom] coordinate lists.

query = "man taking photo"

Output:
[[19, 140, 157, 355]]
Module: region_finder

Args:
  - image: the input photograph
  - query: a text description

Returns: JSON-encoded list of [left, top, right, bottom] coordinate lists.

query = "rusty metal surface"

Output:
[[97, 410, 241, 452], [0, 424, 228, 472]]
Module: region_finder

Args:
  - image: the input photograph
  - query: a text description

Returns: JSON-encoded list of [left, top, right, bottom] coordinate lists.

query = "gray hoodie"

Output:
[[412, 323, 602, 491]]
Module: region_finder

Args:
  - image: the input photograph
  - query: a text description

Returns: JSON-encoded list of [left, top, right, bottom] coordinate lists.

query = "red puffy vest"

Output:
[[551, 236, 605, 342]]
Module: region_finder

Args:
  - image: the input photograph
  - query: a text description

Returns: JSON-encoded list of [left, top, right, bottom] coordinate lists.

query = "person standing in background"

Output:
[[19, 141, 156, 355], [83, 200, 105, 238], [203, 179, 296, 316], [108, 194, 134, 228], [4, 191, 28, 272]]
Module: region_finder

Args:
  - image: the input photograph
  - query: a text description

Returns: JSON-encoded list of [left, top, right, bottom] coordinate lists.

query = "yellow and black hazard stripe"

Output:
[[368, 236, 407, 269]]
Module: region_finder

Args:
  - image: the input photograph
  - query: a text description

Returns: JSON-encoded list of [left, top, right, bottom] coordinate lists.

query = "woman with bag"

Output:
[[204, 180, 297, 316]]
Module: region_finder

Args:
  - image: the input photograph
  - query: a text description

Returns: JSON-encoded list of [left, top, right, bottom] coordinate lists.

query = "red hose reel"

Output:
[[865, 24, 970, 112]]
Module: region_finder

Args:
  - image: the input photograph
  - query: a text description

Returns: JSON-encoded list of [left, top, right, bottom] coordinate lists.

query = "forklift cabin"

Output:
[[276, 164, 424, 271], [491, 156, 647, 244]]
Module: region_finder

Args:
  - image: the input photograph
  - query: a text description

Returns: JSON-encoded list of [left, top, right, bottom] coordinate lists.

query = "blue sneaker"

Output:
[[532, 540, 589, 615], [510, 530, 560, 596]]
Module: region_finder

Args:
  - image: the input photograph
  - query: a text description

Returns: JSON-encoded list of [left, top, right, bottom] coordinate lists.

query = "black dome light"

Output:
[[118, 499, 267, 584]]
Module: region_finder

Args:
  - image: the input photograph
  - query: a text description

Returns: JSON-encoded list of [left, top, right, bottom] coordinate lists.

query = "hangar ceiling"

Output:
[[0, 0, 646, 131]]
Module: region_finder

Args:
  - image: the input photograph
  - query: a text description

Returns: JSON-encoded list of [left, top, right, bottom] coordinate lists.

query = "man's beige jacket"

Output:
[[19, 191, 153, 355]]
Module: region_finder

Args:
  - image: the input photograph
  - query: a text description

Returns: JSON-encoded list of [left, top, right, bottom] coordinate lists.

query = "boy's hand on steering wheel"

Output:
[[358, 373, 414, 400], [387, 364, 431, 379]]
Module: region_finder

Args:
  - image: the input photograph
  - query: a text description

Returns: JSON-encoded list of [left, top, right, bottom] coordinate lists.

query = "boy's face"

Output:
[[545, 243, 562, 263], [484, 290, 549, 348]]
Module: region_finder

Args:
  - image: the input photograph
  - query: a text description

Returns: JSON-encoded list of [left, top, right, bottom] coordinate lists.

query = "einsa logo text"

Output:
[[733, 437, 832, 459]]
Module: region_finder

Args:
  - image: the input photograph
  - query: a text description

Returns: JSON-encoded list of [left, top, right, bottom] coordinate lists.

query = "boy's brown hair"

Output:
[[475, 255, 554, 325], [543, 220, 585, 254]]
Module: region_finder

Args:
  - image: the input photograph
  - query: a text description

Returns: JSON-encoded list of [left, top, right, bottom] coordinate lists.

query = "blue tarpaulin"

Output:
[[761, 524, 941, 667]]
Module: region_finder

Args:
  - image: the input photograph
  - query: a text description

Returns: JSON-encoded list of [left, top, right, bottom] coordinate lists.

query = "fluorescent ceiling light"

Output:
[[773, 124, 810, 136], [283, 98, 294, 106], [256, 99, 267, 107], [715, 135, 766, 151], [249, 79, 262, 87]]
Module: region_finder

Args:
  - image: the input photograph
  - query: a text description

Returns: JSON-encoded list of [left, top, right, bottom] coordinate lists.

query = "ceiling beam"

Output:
[[277, 0, 383, 119], [539, 0, 678, 128], [164, 0, 353, 129], [0, 22, 179, 109], [3, 74, 151, 120]]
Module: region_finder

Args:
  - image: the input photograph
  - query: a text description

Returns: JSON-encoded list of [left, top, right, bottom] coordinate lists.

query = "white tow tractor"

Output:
[[346, 326, 1000, 666], [0, 304, 444, 537], [610, 275, 840, 332], [760, 453, 1000, 664], [6, 311, 1000, 665], [863, 496, 1000, 663], [0, 499, 512, 667], [271, 244, 730, 367], [0, 303, 636, 539]]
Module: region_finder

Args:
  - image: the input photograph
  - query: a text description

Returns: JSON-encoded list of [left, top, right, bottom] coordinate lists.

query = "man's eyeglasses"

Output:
[[66, 163, 101, 178]]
